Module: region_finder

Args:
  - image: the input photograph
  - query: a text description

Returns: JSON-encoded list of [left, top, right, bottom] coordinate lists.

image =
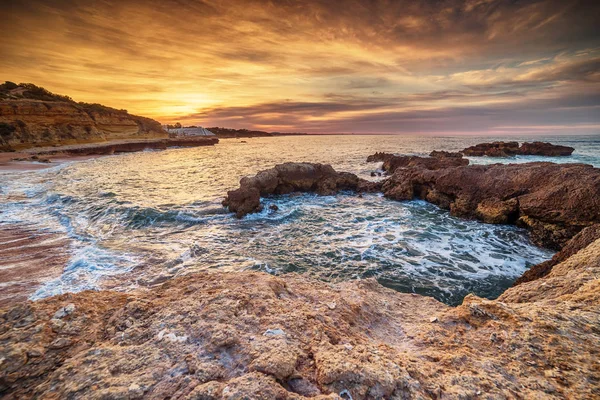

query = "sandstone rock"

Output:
[[460, 141, 574, 157], [0, 239, 599, 399], [461, 141, 521, 156], [381, 162, 600, 248], [429, 150, 463, 158], [519, 141, 575, 156], [223, 163, 378, 218], [367, 154, 468, 174]]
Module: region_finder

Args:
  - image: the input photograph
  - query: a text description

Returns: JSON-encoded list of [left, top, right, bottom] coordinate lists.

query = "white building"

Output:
[[166, 126, 216, 136]]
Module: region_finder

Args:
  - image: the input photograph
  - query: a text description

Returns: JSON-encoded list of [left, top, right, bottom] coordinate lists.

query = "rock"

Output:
[[429, 317, 438, 323], [263, 328, 285, 336], [268, 204, 279, 211], [429, 150, 463, 158], [367, 154, 469, 174], [381, 162, 600, 249], [519, 141, 574, 156], [53, 303, 75, 319], [128, 383, 144, 399], [461, 141, 520, 157], [48, 337, 72, 349], [223, 163, 379, 217], [514, 223, 600, 285], [366, 152, 395, 163], [0, 242, 599, 400], [370, 171, 376, 177], [460, 141, 574, 157]]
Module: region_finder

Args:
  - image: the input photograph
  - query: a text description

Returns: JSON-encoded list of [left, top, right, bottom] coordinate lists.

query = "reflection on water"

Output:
[[2, 134, 597, 304]]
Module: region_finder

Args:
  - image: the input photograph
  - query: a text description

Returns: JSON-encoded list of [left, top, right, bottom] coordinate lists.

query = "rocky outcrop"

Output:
[[223, 163, 379, 217], [367, 153, 469, 174], [461, 141, 574, 157], [381, 162, 600, 249], [428, 150, 463, 158], [365, 152, 395, 163], [1, 234, 599, 399], [0, 83, 167, 150], [519, 142, 575, 156], [513, 223, 600, 286]]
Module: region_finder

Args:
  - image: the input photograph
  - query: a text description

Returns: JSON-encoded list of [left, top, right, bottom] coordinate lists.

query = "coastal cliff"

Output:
[[0, 82, 166, 150]]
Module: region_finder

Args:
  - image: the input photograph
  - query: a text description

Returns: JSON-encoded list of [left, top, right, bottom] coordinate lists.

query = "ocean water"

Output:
[[1, 134, 598, 305]]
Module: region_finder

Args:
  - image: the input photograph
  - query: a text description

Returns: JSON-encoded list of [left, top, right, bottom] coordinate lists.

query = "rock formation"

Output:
[[0, 82, 166, 150], [461, 141, 574, 157], [428, 150, 463, 158], [367, 154, 469, 174], [223, 163, 379, 217], [1, 233, 599, 399], [381, 162, 600, 249]]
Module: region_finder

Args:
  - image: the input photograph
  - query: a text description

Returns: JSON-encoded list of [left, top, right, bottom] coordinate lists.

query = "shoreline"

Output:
[[0, 136, 219, 171]]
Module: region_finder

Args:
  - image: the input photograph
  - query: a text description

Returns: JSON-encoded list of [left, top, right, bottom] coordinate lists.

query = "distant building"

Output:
[[165, 126, 216, 137]]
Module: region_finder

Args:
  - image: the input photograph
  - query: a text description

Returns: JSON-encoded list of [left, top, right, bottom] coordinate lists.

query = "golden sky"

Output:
[[1, 0, 599, 134]]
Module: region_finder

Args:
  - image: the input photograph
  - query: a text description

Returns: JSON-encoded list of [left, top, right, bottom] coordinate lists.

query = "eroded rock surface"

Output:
[[461, 141, 574, 157], [381, 162, 600, 248], [223, 162, 379, 217], [367, 154, 469, 174], [2, 236, 599, 399]]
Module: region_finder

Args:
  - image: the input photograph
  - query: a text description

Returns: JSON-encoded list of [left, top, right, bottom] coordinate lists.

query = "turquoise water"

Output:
[[1, 134, 598, 305]]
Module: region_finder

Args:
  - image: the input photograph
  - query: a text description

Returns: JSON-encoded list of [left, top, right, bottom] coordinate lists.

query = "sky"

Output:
[[1, 0, 599, 134]]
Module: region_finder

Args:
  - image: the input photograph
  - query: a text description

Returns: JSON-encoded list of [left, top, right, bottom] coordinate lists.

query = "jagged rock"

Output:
[[365, 152, 394, 163], [519, 141, 575, 156], [381, 162, 600, 248], [460, 141, 574, 157], [366, 154, 469, 174], [1, 236, 599, 399], [514, 223, 600, 285], [223, 163, 379, 217], [429, 150, 463, 158]]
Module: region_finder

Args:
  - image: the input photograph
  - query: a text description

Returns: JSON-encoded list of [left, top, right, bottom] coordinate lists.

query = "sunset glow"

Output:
[[2, 0, 599, 134]]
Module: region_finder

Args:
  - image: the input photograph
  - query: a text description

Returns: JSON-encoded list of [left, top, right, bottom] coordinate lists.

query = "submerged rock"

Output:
[[1, 235, 599, 399]]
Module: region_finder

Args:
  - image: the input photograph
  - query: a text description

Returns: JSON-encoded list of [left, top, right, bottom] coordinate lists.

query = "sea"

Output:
[[1, 134, 599, 305]]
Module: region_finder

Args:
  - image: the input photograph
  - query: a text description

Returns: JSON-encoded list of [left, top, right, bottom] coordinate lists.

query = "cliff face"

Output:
[[0, 83, 166, 150]]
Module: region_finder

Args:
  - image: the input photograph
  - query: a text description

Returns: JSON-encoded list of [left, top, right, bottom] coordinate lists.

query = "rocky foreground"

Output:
[[3, 157, 600, 399], [1, 231, 599, 399]]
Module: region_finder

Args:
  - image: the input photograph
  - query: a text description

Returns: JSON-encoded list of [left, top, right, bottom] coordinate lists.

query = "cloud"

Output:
[[1, 0, 599, 134]]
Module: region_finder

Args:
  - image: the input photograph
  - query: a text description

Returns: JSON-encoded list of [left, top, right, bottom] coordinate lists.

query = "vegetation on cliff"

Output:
[[0, 82, 166, 150]]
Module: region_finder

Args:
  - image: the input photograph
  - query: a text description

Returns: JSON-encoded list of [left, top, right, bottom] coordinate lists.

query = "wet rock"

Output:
[[53, 303, 75, 319], [268, 204, 279, 211], [461, 141, 520, 157], [367, 154, 468, 174], [461, 141, 574, 157], [429, 150, 463, 158], [381, 162, 600, 249], [223, 162, 377, 217]]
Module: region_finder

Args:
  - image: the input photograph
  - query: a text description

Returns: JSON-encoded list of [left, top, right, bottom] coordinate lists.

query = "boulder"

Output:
[[223, 162, 379, 217]]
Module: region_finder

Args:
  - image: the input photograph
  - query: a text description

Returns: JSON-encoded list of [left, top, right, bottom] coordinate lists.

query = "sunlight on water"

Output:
[[1, 134, 598, 304]]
